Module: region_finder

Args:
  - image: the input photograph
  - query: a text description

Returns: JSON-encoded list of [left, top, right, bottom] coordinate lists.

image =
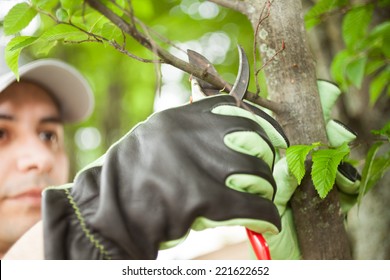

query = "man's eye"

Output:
[[39, 131, 58, 143], [0, 129, 8, 140]]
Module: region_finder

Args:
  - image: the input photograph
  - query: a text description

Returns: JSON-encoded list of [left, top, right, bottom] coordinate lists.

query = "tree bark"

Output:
[[241, 0, 352, 259]]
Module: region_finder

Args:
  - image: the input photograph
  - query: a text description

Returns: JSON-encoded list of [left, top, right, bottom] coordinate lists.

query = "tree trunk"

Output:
[[242, 0, 352, 259]]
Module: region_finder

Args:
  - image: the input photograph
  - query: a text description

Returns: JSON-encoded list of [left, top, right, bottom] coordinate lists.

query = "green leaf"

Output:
[[101, 22, 123, 42], [56, 8, 69, 21], [358, 142, 390, 204], [346, 56, 367, 88], [40, 24, 87, 41], [5, 36, 39, 78], [331, 50, 351, 91], [32, 0, 59, 10], [60, 0, 83, 15], [304, 0, 348, 30], [286, 144, 317, 184], [30, 39, 58, 57], [101, 0, 126, 16], [366, 59, 386, 75], [311, 143, 350, 198], [371, 121, 390, 140], [342, 5, 374, 50], [369, 67, 390, 106], [3, 3, 38, 35]]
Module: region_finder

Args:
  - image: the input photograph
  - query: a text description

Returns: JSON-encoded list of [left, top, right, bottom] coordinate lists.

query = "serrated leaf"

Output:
[[40, 24, 87, 41], [3, 3, 38, 35], [342, 5, 373, 50], [331, 50, 351, 91], [346, 56, 367, 88], [60, 0, 83, 15], [101, 22, 122, 42], [369, 67, 390, 106], [366, 59, 386, 75], [5, 36, 38, 78], [286, 144, 316, 184], [304, 0, 348, 29], [311, 143, 350, 198], [358, 142, 390, 204], [364, 18, 390, 57], [30, 39, 58, 56], [371, 121, 390, 140], [32, 0, 58, 10]]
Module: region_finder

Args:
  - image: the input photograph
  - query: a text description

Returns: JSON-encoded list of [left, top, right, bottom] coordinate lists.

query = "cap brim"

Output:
[[0, 59, 94, 123]]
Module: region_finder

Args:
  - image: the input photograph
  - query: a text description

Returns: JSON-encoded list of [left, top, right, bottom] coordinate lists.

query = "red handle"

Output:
[[246, 228, 271, 260]]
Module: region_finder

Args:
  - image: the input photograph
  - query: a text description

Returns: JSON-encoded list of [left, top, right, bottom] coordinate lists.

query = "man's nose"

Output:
[[17, 136, 55, 174]]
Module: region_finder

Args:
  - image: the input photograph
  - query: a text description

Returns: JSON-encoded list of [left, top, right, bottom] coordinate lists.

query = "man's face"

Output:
[[0, 81, 69, 255]]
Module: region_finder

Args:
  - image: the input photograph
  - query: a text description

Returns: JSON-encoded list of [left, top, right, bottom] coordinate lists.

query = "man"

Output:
[[0, 58, 94, 258], [4, 95, 288, 259]]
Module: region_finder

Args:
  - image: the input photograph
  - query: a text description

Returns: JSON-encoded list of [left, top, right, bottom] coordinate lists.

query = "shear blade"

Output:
[[229, 45, 250, 101]]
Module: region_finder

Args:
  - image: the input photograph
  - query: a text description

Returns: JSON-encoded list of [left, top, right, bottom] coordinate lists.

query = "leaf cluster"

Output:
[[304, 0, 390, 203], [359, 129, 390, 204], [286, 142, 350, 199], [2, 0, 129, 77], [305, 0, 390, 106]]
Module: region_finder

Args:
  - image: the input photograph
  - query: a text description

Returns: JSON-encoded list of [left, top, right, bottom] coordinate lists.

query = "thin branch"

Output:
[[85, 0, 281, 112], [208, 0, 249, 14], [137, 17, 163, 96], [255, 39, 285, 77], [110, 41, 161, 63], [253, 0, 272, 95]]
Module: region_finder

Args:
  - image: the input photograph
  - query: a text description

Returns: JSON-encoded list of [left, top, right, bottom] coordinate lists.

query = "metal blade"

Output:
[[229, 45, 250, 100]]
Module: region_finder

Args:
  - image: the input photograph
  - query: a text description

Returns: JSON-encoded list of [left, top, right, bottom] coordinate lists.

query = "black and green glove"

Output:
[[42, 94, 289, 259]]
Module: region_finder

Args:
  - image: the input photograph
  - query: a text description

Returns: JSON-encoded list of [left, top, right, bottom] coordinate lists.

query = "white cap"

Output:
[[0, 59, 94, 123]]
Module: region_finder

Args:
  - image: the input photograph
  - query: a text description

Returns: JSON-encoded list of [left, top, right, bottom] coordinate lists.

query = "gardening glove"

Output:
[[320, 80, 360, 214], [263, 80, 361, 260], [42, 94, 289, 260], [263, 157, 301, 260]]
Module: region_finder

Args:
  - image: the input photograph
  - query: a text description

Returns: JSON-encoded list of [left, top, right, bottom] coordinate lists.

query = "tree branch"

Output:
[[208, 0, 249, 14], [85, 0, 282, 112]]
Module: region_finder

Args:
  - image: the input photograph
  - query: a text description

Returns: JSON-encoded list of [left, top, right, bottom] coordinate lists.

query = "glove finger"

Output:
[[336, 162, 361, 195], [212, 101, 289, 149], [224, 131, 274, 168], [221, 151, 277, 199], [191, 188, 282, 234], [326, 119, 357, 147], [225, 174, 275, 201], [317, 80, 342, 122], [272, 157, 299, 215], [263, 208, 301, 260]]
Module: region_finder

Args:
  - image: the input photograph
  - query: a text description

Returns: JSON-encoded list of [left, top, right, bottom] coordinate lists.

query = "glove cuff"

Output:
[[42, 183, 128, 259]]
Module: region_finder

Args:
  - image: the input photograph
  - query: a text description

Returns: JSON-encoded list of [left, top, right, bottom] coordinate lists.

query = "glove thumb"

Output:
[[317, 80, 341, 122], [272, 157, 299, 215]]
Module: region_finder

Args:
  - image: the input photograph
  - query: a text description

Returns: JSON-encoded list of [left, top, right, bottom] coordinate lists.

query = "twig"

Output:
[[253, 0, 272, 95], [208, 0, 249, 14], [255, 40, 285, 77]]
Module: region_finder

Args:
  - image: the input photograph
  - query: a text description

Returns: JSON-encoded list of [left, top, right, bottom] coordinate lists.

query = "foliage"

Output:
[[1, 0, 255, 174], [305, 0, 390, 199], [286, 142, 350, 199], [306, 0, 390, 105], [359, 133, 390, 204]]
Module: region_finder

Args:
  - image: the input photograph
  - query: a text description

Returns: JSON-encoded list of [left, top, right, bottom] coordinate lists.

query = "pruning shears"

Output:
[[188, 46, 272, 260]]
